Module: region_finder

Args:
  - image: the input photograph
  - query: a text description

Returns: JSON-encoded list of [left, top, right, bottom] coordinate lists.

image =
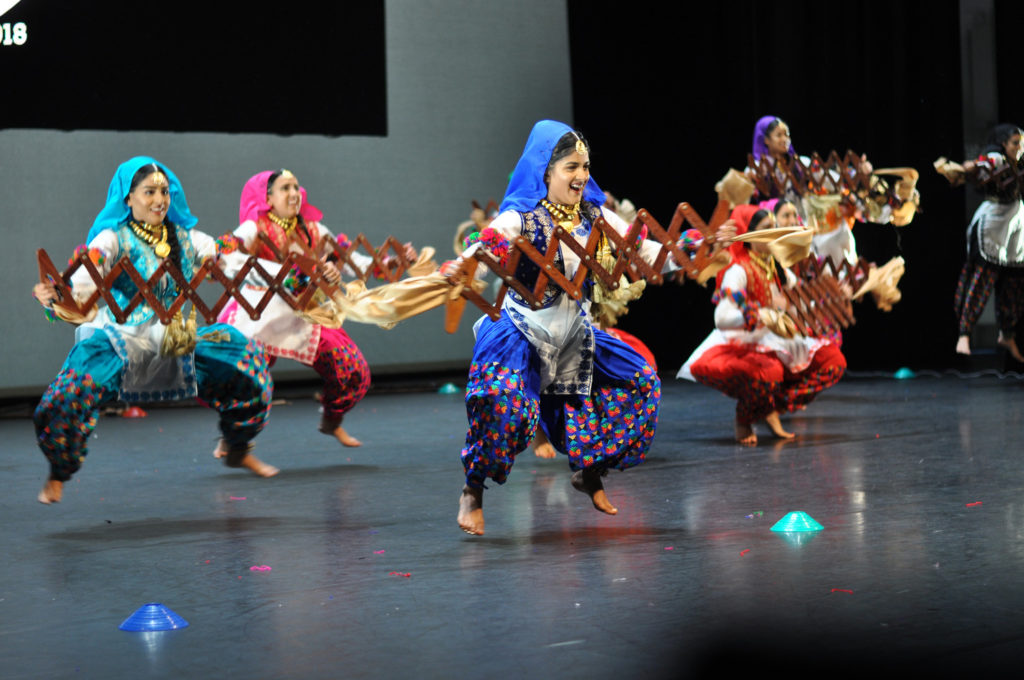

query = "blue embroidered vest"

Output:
[[510, 201, 602, 308], [106, 222, 197, 325]]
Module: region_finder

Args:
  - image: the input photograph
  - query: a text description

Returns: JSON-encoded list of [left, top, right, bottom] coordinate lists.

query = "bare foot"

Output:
[[571, 469, 618, 515], [457, 485, 484, 535], [38, 478, 63, 504], [531, 429, 557, 459], [320, 417, 362, 447], [956, 334, 971, 356], [237, 453, 280, 478], [998, 333, 1024, 362], [735, 419, 757, 446], [218, 440, 279, 477], [764, 411, 795, 439]]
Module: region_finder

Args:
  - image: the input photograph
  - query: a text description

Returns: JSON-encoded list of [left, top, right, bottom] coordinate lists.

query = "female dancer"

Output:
[[678, 205, 846, 445], [751, 115, 873, 268], [31, 157, 275, 503], [946, 124, 1024, 360], [217, 170, 372, 447], [454, 120, 670, 535]]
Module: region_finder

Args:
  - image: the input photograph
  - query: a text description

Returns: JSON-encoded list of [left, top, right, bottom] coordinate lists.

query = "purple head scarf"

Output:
[[752, 115, 795, 161]]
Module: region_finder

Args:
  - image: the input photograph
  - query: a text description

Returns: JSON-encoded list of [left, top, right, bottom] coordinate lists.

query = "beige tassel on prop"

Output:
[[160, 306, 198, 357]]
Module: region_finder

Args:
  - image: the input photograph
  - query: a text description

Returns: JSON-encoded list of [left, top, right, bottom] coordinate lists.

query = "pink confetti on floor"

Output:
[[373, 550, 386, 554], [831, 588, 853, 594], [389, 572, 412, 578], [966, 501, 983, 507], [229, 496, 246, 501], [740, 549, 750, 557], [249, 565, 272, 572], [664, 546, 674, 551]]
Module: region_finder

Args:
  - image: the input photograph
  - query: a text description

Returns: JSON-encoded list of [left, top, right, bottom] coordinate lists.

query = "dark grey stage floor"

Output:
[[3, 373, 1024, 679]]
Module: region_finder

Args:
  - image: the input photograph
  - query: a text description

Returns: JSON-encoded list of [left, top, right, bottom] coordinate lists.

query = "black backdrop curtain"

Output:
[[0, 1, 386, 136], [568, 0, 967, 373]]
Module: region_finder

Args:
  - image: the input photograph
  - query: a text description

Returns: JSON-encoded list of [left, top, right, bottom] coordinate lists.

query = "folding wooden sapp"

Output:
[[37, 229, 418, 325], [443, 199, 866, 339], [967, 155, 1024, 199], [745, 149, 918, 216], [443, 200, 732, 333]]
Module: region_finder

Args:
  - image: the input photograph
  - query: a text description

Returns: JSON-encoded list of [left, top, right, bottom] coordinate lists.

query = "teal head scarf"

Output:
[[88, 156, 197, 244]]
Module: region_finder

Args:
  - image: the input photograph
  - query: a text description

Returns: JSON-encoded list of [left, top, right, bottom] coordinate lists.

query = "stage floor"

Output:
[[3, 374, 1024, 679]]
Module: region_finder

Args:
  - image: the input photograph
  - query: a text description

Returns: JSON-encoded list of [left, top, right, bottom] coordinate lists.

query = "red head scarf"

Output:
[[716, 204, 772, 306]]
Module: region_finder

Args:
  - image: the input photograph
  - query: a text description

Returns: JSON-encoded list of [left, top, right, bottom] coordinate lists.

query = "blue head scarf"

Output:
[[88, 156, 198, 244], [499, 120, 604, 213]]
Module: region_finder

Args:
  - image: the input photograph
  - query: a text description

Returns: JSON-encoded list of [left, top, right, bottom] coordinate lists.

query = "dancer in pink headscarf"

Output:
[[218, 169, 372, 448]]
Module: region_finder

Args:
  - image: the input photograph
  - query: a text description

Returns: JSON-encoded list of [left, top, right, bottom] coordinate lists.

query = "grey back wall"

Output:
[[0, 0, 572, 396]]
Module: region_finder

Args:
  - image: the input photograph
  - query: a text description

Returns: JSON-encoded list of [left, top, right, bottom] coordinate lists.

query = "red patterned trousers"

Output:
[[690, 342, 846, 424]]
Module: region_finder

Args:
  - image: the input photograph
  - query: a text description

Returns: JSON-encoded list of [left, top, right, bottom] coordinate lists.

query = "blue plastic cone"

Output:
[[770, 511, 824, 532], [118, 603, 189, 631]]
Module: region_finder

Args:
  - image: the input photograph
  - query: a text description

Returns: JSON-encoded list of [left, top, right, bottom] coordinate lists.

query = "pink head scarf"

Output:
[[238, 170, 324, 225]]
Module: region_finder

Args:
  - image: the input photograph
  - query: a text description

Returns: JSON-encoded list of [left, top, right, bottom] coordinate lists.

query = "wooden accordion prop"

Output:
[[37, 230, 419, 325], [776, 255, 871, 338], [745, 150, 920, 225], [442, 201, 732, 333], [965, 155, 1024, 200]]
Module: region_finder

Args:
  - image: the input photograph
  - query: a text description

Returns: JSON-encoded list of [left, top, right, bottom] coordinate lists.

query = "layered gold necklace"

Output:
[[748, 249, 776, 284], [267, 211, 298, 233], [541, 199, 581, 230], [130, 220, 171, 258]]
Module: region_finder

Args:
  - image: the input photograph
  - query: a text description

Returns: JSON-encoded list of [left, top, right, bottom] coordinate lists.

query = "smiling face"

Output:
[[125, 172, 170, 225], [266, 173, 302, 219], [765, 120, 792, 158], [545, 150, 590, 206]]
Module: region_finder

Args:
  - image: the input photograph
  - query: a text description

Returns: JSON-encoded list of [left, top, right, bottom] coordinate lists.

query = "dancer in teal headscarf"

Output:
[[31, 157, 277, 504], [454, 120, 681, 535]]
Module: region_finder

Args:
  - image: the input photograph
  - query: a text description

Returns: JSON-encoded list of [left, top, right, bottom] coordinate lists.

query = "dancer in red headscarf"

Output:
[[677, 204, 846, 445]]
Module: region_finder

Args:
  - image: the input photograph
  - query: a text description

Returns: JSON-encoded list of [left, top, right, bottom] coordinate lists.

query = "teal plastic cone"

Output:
[[770, 511, 823, 532], [437, 382, 461, 394], [776, 531, 819, 548], [118, 603, 189, 631]]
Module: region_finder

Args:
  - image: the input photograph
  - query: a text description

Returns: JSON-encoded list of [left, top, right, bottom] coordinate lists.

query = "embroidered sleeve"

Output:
[[215, 233, 243, 255], [713, 265, 759, 330], [463, 226, 511, 268], [713, 287, 760, 330], [69, 230, 118, 290], [68, 244, 108, 269], [676, 229, 705, 259]]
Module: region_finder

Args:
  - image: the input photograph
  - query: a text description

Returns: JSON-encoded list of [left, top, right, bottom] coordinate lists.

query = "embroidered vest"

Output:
[[108, 222, 196, 325], [510, 201, 603, 308], [255, 216, 317, 261]]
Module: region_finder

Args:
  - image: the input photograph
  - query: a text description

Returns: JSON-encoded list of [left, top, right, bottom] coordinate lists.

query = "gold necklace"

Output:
[[267, 211, 298, 233], [541, 199, 581, 230], [748, 249, 776, 283], [130, 220, 170, 258]]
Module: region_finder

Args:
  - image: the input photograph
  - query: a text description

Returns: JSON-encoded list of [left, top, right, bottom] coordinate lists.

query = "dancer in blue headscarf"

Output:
[[31, 157, 276, 504], [455, 120, 681, 535]]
